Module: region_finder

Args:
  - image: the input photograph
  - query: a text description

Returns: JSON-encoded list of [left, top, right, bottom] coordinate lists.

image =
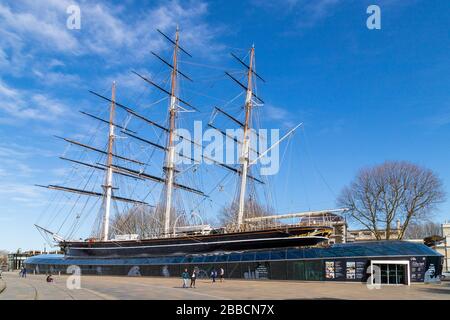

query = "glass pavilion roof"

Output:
[[25, 241, 441, 266]]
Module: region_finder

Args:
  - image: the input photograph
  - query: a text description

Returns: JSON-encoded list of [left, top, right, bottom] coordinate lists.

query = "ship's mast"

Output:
[[237, 46, 255, 229], [163, 27, 180, 236], [102, 81, 116, 241]]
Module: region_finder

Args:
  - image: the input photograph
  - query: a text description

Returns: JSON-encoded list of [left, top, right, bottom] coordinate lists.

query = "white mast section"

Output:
[[237, 46, 255, 229], [102, 81, 116, 241], [163, 27, 180, 237]]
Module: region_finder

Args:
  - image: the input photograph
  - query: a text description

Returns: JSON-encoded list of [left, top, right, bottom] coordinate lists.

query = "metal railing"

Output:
[[108, 213, 345, 240]]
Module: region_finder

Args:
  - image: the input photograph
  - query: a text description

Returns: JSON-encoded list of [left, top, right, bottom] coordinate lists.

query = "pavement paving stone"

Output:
[[0, 272, 449, 300]]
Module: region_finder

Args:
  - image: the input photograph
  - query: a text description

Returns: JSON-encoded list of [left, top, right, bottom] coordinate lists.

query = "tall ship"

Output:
[[35, 27, 344, 259]]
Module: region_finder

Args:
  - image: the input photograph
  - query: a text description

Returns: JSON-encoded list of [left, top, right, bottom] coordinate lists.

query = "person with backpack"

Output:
[[210, 269, 217, 283]]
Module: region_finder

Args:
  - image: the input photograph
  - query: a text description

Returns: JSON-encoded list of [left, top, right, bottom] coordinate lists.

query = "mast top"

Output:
[[156, 27, 192, 58]]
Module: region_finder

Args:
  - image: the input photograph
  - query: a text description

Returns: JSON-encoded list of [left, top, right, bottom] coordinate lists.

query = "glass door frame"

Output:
[[370, 260, 410, 286]]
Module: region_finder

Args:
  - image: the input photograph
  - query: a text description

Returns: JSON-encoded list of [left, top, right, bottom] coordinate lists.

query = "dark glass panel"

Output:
[[204, 255, 218, 263], [241, 252, 255, 261], [228, 253, 242, 262], [287, 248, 304, 260], [269, 261, 287, 280], [270, 250, 286, 260], [255, 251, 270, 261]]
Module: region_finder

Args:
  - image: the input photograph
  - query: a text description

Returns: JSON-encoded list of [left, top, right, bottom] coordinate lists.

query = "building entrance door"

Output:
[[370, 260, 410, 286], [378, 264, 406, 284]]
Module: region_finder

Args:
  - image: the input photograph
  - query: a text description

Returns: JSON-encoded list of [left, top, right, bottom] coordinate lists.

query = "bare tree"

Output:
[[219, 197, 272, 227], [109, 205, 160, 238], [109, 204, 196, 238], [404, 221, 442, 239], [338, 161, 445, 240]]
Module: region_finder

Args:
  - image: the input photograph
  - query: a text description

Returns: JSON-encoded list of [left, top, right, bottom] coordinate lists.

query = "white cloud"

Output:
[[0, 142, 55, 158], [0, 0, 225, 117], [0, 143, 54, 179], [51, 167, 70, 177], [0, 79, 70, 121], [48, 59, 65, 68], [0, 183, 44, 201], [422, 109, 450, 128], [0, 0, 222, 65], [265, 104, 296, 128], [32, 68, 82, 87], [0, 79, 19, 98], [105, 70, 151, 94], [0, 2, 79, 53]]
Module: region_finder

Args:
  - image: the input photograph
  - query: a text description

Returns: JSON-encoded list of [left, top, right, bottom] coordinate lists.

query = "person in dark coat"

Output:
[[46, 274, 54, 283], [190, 269, 197, 288], [210, 269, 217, 283], [219, 267, 225, 282]]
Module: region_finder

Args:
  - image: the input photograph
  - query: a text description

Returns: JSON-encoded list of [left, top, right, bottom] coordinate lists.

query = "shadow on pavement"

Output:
[[418, 287, 450, 295]]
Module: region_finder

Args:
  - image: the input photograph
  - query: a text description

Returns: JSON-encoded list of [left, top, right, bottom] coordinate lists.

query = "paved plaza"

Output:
[[0, 272, 449, 300]]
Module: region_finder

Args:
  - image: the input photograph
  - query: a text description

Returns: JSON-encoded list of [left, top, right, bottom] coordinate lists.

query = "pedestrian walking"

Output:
[[190, 269, 197, 288], [211, 269, 217, 283], [181, 268, 190, 288], [219, 267, 225, 282]]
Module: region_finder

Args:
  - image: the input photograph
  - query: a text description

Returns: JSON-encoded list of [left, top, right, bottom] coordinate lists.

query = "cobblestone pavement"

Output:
[[0, 272, 449, 300]]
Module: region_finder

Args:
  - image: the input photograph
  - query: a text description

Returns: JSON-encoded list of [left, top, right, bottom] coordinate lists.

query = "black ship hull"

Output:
[[62, 226, 332, 258]]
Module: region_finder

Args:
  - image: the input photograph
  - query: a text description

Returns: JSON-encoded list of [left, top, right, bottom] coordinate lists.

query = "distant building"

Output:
[[346, 229, 401, 242], [345, 220, 402, 242], [7, 251, 29, 271], [7, 249, 61, 271], [434, 223, 450, 272]]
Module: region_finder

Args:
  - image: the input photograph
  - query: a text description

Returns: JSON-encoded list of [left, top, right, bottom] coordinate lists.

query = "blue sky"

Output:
[[0, 0, 449, 252]]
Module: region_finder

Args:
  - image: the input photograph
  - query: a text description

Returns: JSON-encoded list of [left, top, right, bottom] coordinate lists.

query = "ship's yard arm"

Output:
[[35, 184, 150, 205], [54, 136, 144, 166]]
